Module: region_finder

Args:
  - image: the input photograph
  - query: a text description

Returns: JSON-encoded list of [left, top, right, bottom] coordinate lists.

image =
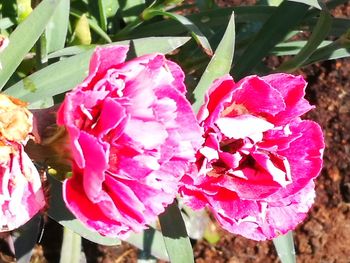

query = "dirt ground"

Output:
[[1, 2, 350, 263]]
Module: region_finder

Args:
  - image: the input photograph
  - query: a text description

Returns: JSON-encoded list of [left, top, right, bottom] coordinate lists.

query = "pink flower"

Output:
[[0, 95, 45, 231], [0, 142, 45, 231], [57, 45, 203, 238], [0, 35, 9, 53], [0, 35, 9, 70], [180, 74, 324, 241]]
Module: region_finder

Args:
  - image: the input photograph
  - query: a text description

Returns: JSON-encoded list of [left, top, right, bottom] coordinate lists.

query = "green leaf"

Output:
[[127, 6, 275, 39], [192, 13, 235, 113], [71, 13, 91, 45], [142, 9, 213, 56], [273, 231, 296, 263], [36, 32, 48, 67], [60, 227, 82, 263], [0, 0, 61, 91], [47, 45, 97, 59], [271, 40, 331, 56], [288, 0, 321, 9], [159, 201, 194, 263], [47, 175, 121, 246], [28, 97, 54, 109], [14, 215, 42, 263], [264, 0, 283, 6], [304, 38, 350, 65], [126, 228, 169, 261], [5, 37, 190, 106], [127, 36, 191, 56], [97, 0, 118, 31], [46, 0, 70, 53], [122, 0, 145, 23], [0, 17, 15, 30], [232, 1, 309, 80], [5, 49, 93, 103], [180, 205, 210, 240], [277, 5, 332, 72]]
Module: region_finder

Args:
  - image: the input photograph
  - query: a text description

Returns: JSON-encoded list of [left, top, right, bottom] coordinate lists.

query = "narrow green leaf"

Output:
[[192, 13, 235, 113], [98, 0, 108, 31], [60, 227, 82, 263], [97, 0, 119, 31], [0, 18, 15, 30], [159, 201, 194, 263], [233, 1, 309, 80], [329, 18, 350, 37], [271, 40, 331, 56], [127, 228, 169, 261], [277, 6, 332, 72], [180, 205, 210, 240], [47, 175, 121, 246], [288, 0, 321, 9], [47, 45, 97, 59], [0, 0, 60, 91], [36, 32, 48, 67], [142, 9, 213, 56], [273, 231, 296, 263], [14, 215, 42, 263], [122, 0, 145, 23], [5, 37, 190, 106], [71, 13, 92, 45], [128, 36, 191, 56], [265, 0, 283, 6], [5, 49, 93, 103], [46, 0, 70, 53], [103, 0, 119, 17], [304, 38, 350, 65], [127, 6, 275, 39], [28, 97, 54, 109]]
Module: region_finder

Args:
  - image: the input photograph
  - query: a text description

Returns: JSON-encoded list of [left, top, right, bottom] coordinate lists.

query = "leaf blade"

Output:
[[232, 1, 309, 80], [192, 12, 235, 113], [0, 0, 60, 90], [142, 9, 213, 55], [59, 227, 82, 263], [277, 6, 332, 72], [5, 37, 190, 106], [159, 201, 194, 263], [46, 0, 70, 53], [273, 231, 296, 263], [126, 228, 169, 261], [14, 215, 42, 263]]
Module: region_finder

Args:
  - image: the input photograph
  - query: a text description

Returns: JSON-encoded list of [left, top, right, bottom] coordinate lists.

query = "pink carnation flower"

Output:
[[57, 45, 203, 238], [0, 142, 45, 231], [0, 94, 45, 231], [180, 73, 325, 241]]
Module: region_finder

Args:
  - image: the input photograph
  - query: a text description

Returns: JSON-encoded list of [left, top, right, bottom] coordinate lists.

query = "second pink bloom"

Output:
[[180, 73, 325, 241]]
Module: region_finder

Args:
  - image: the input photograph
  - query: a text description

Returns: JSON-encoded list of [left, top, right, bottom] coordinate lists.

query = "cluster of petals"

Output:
[[180, 73, 325, 240], [0, 94, 45, 231], [57, 45, 203, 238]]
